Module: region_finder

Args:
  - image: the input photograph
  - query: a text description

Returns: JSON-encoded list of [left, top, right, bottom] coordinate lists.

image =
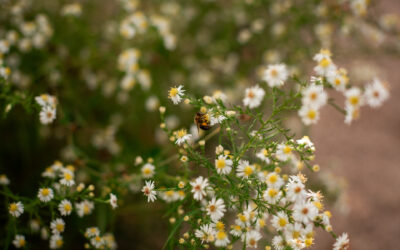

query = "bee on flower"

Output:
[[263, 63, 289, 87], [168, 85, 185, 104], [9, 201, 24, 217]]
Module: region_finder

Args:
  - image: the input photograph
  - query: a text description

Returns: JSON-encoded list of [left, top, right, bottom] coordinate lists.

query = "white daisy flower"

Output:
[[58, 199, 73, 216], [175, 129, 192, 146], [75, 200, 94, 217], [292, 202, 318, 224], [263, 63, 289, 87], [195, 224, 216, 243], [39, 106, 56, 125], [109, 193, 118, 209], [9, 201, 24, 217], [91, 235, 105, 249], [230, 224, 244, 237], [85, 227, 100, 238], [271, 211, 289, 231], [141, 163, 155, 178], [49, 234, 64, 249], [301, 84, 327, 109], [333, 233, 350, 250], [35, 94, 57, 107], [344, 104, 360, 125], [272, 235, 285, 250], [286, 178, 307, 203], [266, 172, 284, 189], [284, 223, 305, 241], [59, 169, 75, 186], [12, 235, 26, 248], [236, 160, 255, 179], [345, 87, 364, 107], [38, 187, 54, 202], [206, 197, 226, 222], [298, 105, 320, 125], [364, 78, 389, 108], [313, 50, 337, 77], [243, 85, 265, 108], [215, 230, 230, 247], [263, 187, 282, 204], [256, 149, 270, 163], [190, 176, 209, 201], [168, 85, 185, 104], [275, 143, 294, 162], [245, 230, 262, 248], [296, 136, 315, 151], [327, 70, 348, 92], [215, 155, 233, 175], [50, 218, 65, 235], [142, 180, 157, 202]]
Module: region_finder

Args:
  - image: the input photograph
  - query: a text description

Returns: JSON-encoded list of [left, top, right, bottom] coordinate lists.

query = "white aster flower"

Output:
[[298, 105, 320, 125], [141, 163, 155, 178], [50, 218, 65, 235], [38, 187, 54, 202], [327, 69, 348, 92], [9, 201, 24, 217], [263, 187, 282, 204], [39, 106, 56, 125], [175, 129, 192, 146], [75, 200, 94, 217], [345, 87, 364, 107], [215, 230, 230, 247], [85, 227, 100, 238], [59, 169, 75, 186], [301, 84, 327, 109], [190, 176, 209, 201], [142, 180, 157, 202], [344, 104, 360, 125], [195, 224, 216, 243], [364, 78, 389, 108], [236, 160, 255, 179], [296, 136, 315, 151], [91, 235, 105, 249], [266, 172, 284, 189], [168, 85, 185, 104], [35, 94, 57, 107], [12, 234, 26, 248], [245, 230, 262, 248], [215, 155, 233, 175], [272, 235, 285, 250], [109, 193, 118, 209], [243, 85, 265, 108], [49, 234, 63, 249], [58, 199, 73, 216], [286, 178, 307, 203], [293, 202, 318, 224], [263, 64, 289, 87], [333, 233, 350, 250], [206, 197, 226, 222], [271, 211, 289, 230], [256, 149, 270, 163], [275, 143, 294, 162]]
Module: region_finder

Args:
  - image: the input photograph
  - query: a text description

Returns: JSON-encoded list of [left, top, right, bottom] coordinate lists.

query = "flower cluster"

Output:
[[35, 94, 58, 125]]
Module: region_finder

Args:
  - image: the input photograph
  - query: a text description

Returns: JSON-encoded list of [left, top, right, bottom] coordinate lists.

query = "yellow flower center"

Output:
[[268, 188, 278, 197], [209, 205, 216, 212], [292, 231, 300, 239], [176, 129, 187, 138], [319, 58, 331, 68], [216, 231, 226, 240], [310, 92, 317, 100], [169, 88, 178, 97], [56, 239, 63, 247], [262, 149, 268, 156], [278, 218, 287, 227], [64, 204, 72, 212], [42, 188, 50, 196], [64, 172, 72, 181], [270, 69, 278, 77], [307, 110, 316, 119], [10, 204, 17, 212], [216, 159, 226, 169], [56, 224, 64, 232], [19, 239, 26, 247], [283, 146, 292, 154], [244, 166, 253, 176], [269, 174, 277, 183], [143, 168, 151, 175], [216, 221, 225, 231], [349, 96, 359, 105]]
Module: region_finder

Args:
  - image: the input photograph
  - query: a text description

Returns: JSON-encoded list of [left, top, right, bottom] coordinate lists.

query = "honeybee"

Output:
[[194, 112, 211, 131]]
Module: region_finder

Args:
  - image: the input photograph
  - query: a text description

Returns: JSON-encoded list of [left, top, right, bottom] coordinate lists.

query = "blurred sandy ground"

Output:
[[312, 1, 400, 249]]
